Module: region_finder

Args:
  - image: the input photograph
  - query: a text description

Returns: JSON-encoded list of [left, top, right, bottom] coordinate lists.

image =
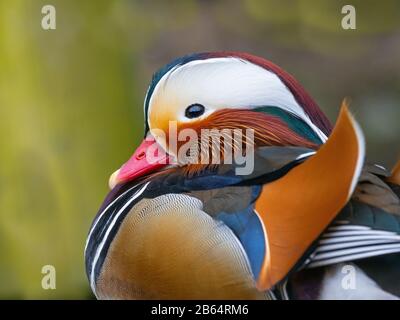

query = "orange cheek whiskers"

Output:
[[202, 109, 318, 149], [158, 109, 319, 178]]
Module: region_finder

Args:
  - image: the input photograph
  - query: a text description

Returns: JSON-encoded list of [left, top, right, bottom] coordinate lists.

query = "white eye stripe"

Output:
[[147, 57, 327, 142]]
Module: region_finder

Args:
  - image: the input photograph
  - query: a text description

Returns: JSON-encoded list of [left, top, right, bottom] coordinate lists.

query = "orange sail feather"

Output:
[[255, 103, 365, 290]]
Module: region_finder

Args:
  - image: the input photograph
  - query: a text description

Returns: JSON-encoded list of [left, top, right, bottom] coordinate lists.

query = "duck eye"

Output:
[[185, 104, 205, 119]]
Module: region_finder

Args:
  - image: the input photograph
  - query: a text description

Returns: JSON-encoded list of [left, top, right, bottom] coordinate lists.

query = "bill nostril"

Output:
[[136, 151, 146, 160]]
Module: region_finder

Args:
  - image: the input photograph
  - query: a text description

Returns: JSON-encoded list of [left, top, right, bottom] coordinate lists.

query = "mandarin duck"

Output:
[[85, 52, 400, 300]]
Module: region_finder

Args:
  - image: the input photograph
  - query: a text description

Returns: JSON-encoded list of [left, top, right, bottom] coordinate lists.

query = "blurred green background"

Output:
[[0, 0, 399, 299]]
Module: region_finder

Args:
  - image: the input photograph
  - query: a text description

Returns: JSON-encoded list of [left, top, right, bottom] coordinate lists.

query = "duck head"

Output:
[[109, 52, 333, 188]]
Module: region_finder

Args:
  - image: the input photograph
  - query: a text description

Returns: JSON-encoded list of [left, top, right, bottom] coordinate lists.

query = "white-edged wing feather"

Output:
[[306, 221, 400, 268]]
